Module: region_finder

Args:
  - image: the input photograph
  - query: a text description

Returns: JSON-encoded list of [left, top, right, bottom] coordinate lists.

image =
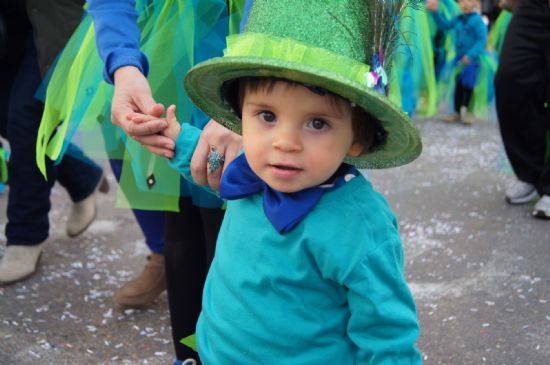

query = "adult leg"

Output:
[[0, 36, 53, 284], [531, 10, 550, 217], [495, 0, 549, 189], [57, 144, 105, 237], [4, 35, 54, 246], [536, 19, 550, 196], [164, 197, 224, 363], [108, 159, 167, 307], [57, 144, 103, 204]]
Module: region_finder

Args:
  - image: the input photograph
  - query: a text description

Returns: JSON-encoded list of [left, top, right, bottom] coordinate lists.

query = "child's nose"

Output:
[[272, 125, 302, 152]]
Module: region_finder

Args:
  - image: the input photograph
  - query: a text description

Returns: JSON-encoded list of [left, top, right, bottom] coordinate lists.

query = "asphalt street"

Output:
[[1, 117, 549, 364]]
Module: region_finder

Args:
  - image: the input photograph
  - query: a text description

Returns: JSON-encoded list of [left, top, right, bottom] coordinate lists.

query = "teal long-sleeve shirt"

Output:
[[170, 124, 422, 364], [431, 11, 487, 62]]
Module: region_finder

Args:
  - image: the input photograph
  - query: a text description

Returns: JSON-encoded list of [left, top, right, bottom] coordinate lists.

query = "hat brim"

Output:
[[184, 56, 422, 169]]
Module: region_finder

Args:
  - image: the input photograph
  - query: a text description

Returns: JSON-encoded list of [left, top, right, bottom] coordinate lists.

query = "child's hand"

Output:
[[425, 0, 439, 12], [127, 105, 181, 158], [161, 105, 182, 141], [461, 55, 471, 65]]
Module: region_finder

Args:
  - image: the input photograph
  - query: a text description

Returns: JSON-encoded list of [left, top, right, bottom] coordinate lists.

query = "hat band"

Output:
[[224, 33, 388, 92]]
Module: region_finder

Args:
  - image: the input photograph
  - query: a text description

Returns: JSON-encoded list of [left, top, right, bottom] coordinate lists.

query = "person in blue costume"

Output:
[[130, 0, 423, 363], [0, 0, 106, 285], [87, 1, 244, 363], [429, 0, 461, 79], [427, 0, 488, 124], [495, 0, 550, 219]]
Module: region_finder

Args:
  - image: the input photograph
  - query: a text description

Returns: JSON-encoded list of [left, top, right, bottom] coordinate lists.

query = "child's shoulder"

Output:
[[320, 174, 395, 219], [302, 174, 403, 279], [309, 174, 400, 247]]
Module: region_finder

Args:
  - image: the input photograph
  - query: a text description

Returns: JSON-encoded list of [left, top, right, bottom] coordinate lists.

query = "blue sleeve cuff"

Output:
[[169, 123, 201, 177], [104, 51, 149, 84], [88, 0, 148, 83], [169, 124, 220, 197]]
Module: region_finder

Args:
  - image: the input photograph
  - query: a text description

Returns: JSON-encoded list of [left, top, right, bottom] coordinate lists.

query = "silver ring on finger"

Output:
[[207, 145, 225, 173]]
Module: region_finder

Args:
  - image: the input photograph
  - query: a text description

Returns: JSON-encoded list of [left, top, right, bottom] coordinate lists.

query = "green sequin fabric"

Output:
[[245, 0, 368, 63]]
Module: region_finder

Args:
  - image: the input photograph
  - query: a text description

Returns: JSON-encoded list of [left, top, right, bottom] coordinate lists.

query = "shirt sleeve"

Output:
[[87, 0, 149, 84], [168, 124, 219, 197], [345, 239, 422, 364]]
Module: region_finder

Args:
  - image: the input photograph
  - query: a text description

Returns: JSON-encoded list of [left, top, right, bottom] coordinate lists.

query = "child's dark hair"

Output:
[[222, 77, 387, 153]]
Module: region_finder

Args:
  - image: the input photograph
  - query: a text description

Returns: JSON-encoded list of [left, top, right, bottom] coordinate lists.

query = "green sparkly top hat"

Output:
[[184, 0, 422, 169]]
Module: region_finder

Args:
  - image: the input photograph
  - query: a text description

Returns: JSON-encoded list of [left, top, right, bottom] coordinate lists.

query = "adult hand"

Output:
[[191, 120, 242, 192], [112, 66, 176, 155], [127, 105, 181, 159], [425, 0, 439, 12]]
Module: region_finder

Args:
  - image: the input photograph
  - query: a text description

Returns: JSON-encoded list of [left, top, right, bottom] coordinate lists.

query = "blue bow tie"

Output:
[[219, 154, 359, 234]]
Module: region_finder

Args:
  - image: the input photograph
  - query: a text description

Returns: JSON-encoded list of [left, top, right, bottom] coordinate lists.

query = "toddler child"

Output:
[[427, 0, 488, 124], [132, 0, 423, 363]]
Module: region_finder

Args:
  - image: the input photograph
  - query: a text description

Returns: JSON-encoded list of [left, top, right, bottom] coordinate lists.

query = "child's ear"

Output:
[[347, 142, 364, 157]]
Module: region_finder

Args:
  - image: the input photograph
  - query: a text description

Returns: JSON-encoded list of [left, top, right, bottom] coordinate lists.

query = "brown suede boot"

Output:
[[114, 253, 166, 307]]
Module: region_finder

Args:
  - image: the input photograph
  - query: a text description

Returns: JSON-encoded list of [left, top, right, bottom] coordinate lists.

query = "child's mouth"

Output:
[[269, 164, 303, 177], [270, 163, 301, 170]]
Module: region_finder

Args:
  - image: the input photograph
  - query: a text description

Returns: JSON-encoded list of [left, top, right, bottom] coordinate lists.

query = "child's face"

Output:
[[241, 81, 363, 193], [458, 0, 477, 13]]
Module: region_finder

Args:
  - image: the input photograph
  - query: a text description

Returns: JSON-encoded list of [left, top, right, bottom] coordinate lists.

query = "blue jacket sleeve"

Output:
[[87, 0, 149, 84], [465, 16, 488, 61], [168, 124, 219, 197], [430, 10, 456, 30]]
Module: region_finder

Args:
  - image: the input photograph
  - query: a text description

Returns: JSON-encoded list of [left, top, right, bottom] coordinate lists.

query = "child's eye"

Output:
[[307, 118, 329, 130], [259, 111, 276, 122]]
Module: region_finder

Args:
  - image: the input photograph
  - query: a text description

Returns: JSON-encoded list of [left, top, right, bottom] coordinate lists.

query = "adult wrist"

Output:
[[104, 51, 149, 84], [113, 65, 143, 85]]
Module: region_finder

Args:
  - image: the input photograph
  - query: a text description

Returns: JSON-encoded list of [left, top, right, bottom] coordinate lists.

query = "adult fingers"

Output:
[[141, 145, 174, 159], [127, 112, 158, 123], [205, 144, 227, 193], [147, 103, 165, 118], [191, 120, 242, 189], [111, 104, 135, 131], [111, 66, 162, 133], [206, 155, 223, 193], [190, 133, 211, 186], [126, 118, 168, 137], [133, 141, 175, 159], [220, 143, 241, 177], [134, 134, 176, 153]]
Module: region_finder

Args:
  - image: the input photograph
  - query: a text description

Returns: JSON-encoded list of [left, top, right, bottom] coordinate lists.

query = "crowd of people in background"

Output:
[[0, 0, 548, 364]]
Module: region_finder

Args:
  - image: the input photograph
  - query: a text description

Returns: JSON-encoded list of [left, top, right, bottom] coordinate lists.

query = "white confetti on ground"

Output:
[[86, 219, 121, 234]]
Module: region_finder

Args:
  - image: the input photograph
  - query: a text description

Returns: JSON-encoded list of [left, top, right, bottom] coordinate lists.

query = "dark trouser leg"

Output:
[[5, 35, 102, 246], [164, 197, 224, 362], [0, 1, 29, 139], [108, 159, 165, 254], [57, 144, 102, 203], [495, 0, 550, 195], [5, 36, 57, 246], [454, 81, 463, 114], [460, 84, 473, 111], [539, 24, 550, 195]]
